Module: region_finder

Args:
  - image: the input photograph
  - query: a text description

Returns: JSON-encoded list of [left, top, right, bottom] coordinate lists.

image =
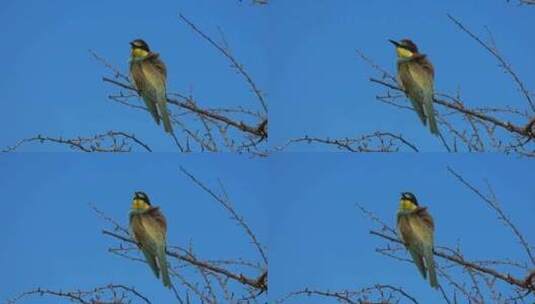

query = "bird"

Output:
[[396, 192, 439, 288], [129, 191, 172, 288], [389, 39, 439, 136], [129, 39, 173, 134]]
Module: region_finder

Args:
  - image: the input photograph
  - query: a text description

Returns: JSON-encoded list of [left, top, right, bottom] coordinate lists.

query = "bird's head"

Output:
[[399, 192, 419, 212], [132, 191, 151, 212], [389, 39, 419, 59], [130, 39, 150, 59]]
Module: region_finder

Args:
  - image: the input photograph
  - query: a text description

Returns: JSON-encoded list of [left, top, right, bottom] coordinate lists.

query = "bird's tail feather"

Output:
[[159, 248, 172, 288], [424, 246, 439, 289], [424, 95, 440, 136], [157, 97, 173, 134]]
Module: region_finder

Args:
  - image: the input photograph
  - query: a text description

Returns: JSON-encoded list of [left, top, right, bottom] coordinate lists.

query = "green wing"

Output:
[[398, 62, 427, 125], [397, 214, 427, 279], [141, 248, 160, 278], [130, 209, 171, 287], [130, 61, 161, 125], [416, 207, 439, 288], [408, 245, 427, 279], [407, 59, 439, 135], [144, 55, 173, 134]]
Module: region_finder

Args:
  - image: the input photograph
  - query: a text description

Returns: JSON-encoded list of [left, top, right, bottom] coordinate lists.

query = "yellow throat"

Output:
[[399, 198, 418, 212], [131, 198, 150, 212], [131, 47, 149, 59], [396, 47, 414, 59]]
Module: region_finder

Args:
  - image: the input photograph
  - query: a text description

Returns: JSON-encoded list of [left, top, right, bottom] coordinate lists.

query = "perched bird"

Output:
[[129, 39, 173, 133], [396, 192, 439, 288], [389, 39, 439, 135], [129, 191, 172, 288]]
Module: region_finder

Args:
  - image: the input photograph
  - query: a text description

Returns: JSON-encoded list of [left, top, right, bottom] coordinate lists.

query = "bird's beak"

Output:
[[129, 41, 135, 47], [389, 39, 400, 47]]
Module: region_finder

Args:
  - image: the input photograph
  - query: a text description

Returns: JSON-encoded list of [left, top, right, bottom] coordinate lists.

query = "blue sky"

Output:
[[1, 1, 533, 152], [267, 1, 535, 151], [2, 154, 533, 303], [1, 154, 269, 303], [0, 0, 268, 151], [269, 153, 534, 302], [1, 0, 534, 303]]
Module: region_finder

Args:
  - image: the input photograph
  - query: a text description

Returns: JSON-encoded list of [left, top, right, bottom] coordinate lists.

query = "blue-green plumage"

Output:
[[391, 39, 440, 136], [397, 192, 439, 289], [129, 39, 173, 134], [130, 192, 171, 288]]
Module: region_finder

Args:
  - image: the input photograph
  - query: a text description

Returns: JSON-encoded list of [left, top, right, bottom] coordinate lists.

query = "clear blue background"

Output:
[[266, 1, 535, 151], [0, 0, 268, 151], [269, 154, 534, 302], [0, 154, 269, 303], [2, 1, 533, 152], [1, 154, 533, 303]]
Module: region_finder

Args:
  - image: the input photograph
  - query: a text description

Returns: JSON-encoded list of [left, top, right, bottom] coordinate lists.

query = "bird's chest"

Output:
[[398, 214, 427, 244], [130, 214, 161, 244]]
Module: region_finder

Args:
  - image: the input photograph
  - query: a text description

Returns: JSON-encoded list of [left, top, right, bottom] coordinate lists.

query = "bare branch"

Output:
[[447, 167, 535, 266], [178, 13, 268, 114], [102, 229, 265, 292], [179, 166, 268, 265], [3, 131, 152, 152], [276, 284, 419, 304], [7, 284, 152, 304], [91, 169, 267, 302], [369, 78, 532, 138], [356, 167, 535, 302], [447, 14, 535, 112], [369, 229, 533, 291], [278, 132, 419, 152]]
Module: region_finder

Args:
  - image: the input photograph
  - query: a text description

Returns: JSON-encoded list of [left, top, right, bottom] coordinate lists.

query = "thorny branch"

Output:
[[8, 170, 267, 304], [369, 78, 533, 138], [276, 285, 419, 304], [359, 15, 534, 155], [446, 14, 534, 112], [178, 14, 268, 114], [2, 131, 152, 152], [6, 284, 152, 304], [101, 230, 266, 292], [179, 166, 268, 265], [96, 12, 269, 153], [446, 167, 535, 266], [96, 168, 267, 303], [357, 168, 535, 303], [277, 132, 419, 152], [278, 14, 535, 154], [101, 77, 267, 139], [3, 14, 268, 153]]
